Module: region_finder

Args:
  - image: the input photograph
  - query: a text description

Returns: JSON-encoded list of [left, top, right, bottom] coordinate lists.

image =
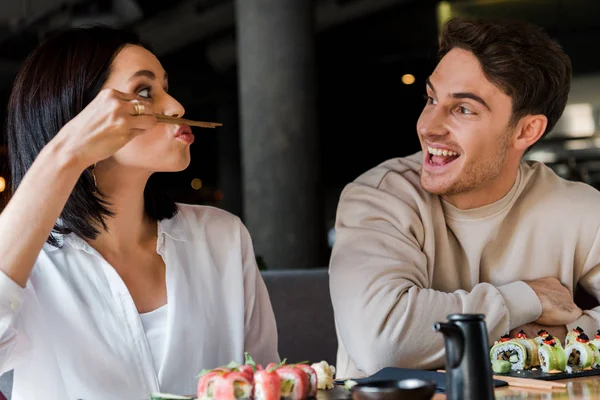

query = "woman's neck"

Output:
[[87, 162, 156, 256]]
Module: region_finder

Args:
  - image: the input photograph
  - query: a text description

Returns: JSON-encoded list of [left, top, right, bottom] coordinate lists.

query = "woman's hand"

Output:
[[55, 88, 156, 170]]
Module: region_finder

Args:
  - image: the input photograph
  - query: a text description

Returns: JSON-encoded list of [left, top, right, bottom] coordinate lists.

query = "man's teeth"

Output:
[[427, 146, 458, 157]]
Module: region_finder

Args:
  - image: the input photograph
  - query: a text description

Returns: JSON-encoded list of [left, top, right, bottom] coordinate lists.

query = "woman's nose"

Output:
[[161, 93, 185, 118]]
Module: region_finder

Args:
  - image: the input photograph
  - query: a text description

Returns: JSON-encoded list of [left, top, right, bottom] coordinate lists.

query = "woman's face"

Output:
[[102, 44, 191, 173]]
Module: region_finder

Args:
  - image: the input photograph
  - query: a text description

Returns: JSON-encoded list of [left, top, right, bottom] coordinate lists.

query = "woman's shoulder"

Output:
[[174, 203, 241, 225], [162, 203, 246, 240]]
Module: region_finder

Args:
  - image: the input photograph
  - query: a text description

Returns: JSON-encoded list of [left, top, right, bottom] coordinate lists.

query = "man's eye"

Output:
[[457, 106, 474, 115], [423, 94, 437, 105]]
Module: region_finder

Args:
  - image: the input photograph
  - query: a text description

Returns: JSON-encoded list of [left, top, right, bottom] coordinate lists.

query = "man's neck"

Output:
[[442, 163, 520, 210]]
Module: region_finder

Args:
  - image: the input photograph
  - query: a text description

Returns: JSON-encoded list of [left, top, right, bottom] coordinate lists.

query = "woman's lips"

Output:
[[175, 124, 194, 144]]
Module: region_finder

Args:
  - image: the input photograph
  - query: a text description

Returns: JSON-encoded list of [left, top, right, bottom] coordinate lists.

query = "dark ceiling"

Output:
[[1, 0, 600, 195]]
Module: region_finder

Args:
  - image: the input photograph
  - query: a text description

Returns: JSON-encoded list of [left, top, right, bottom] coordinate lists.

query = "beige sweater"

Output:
[[330, 152, 600, 379]]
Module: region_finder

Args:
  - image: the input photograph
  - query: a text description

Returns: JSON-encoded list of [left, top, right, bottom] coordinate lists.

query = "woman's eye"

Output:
[[138, 88, 151, 98]]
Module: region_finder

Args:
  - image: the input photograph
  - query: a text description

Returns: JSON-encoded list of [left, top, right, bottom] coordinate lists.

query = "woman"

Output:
[[0, 26, 278, 399]]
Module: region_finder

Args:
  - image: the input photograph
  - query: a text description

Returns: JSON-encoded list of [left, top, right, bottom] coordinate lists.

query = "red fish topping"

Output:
[[574, 326, 584, 334], [254, 370, 281, 400], [596, 330, 600, 340], [237, 365, 255, 384], [197, 369, 228, 398], [577, 333, 590, 343], [499, 334, 511, 343], [543, 335, 556, 346], [275, 367, 309, 399], [515, 330, 527, 339], [537, 329, 549, 337], [213, 371, 252, 399], [295, 364, 319, 397]]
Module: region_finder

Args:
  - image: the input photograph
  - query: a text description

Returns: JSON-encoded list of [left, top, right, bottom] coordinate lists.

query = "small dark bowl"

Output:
[[351, 379, 437, 400]]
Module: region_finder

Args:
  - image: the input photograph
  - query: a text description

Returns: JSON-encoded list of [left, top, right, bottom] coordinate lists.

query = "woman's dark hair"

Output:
[[7, 25, 178, 246], [439, 17, 572, 138]]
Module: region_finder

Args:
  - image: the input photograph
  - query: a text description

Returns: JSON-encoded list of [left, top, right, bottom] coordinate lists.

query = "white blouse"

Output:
[[140, 304, 168, 375], [0, 204, 279, 400]]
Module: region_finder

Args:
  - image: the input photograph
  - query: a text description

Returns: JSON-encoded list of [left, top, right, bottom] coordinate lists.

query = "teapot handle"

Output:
[[433, 322, 464, 369]]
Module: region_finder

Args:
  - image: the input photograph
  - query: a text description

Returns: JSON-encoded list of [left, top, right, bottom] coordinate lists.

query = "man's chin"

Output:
[[420, 174, 455, 196]]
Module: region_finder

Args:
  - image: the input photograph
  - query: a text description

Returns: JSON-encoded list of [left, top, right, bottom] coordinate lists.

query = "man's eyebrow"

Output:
[[451, 92, 491, 111], [426, 77, 435, 93], [426, 77, 491, 111]]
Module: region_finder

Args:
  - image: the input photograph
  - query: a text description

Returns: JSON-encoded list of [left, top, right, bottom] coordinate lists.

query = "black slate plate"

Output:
[[498, 367, 600, 381], [334, 367, 508, 393]]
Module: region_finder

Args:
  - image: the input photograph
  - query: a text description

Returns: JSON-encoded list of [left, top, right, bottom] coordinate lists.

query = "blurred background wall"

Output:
[[0, 0, 598, 269]]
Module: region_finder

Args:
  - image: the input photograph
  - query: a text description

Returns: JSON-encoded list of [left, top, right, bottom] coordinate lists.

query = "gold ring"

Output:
[[131, 99, 145, 116]]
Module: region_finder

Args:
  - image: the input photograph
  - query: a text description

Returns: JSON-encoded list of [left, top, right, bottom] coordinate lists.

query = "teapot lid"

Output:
[[447, 313, 485, 321]]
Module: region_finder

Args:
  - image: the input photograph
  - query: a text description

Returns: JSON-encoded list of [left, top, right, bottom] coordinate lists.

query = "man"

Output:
[[329, 17, 600, 379]]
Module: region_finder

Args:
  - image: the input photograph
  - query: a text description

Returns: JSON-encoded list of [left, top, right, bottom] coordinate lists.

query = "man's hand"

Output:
[[525, 277, 582, 325], [510, 322, 567, 341]]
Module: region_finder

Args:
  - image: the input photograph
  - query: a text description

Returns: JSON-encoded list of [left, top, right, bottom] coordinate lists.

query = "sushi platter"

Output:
[[495, 366, 600, 381], [149, 354, 338, 400], [490, 326, 600, 381]]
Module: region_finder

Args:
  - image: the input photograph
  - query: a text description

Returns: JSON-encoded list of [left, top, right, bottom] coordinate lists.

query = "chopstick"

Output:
[[492, 375, 566, 390], [437, 370, 566, 390], [154, 114, 223, 129]]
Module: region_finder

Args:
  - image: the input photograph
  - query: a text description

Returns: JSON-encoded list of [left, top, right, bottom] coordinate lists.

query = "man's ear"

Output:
[[513, 114, 548, 151]]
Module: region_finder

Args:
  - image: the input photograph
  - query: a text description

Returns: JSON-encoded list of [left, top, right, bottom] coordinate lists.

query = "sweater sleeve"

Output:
[[329, 182, 542, 374], [567, 231, 600, 335]]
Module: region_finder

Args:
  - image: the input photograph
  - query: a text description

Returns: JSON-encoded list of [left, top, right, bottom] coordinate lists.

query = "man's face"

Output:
[[417, 48, 516, 199]]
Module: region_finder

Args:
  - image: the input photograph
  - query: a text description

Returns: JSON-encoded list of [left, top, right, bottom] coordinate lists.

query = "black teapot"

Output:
[[433, 314, 494, 400]]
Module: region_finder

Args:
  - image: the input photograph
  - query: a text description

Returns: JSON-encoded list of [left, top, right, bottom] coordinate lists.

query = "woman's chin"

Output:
[[165, 161, 191, 173], [149, 157, 191, 173]]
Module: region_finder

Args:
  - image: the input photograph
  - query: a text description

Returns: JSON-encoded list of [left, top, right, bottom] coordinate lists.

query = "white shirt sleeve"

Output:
[[239, 222, 280, 367], [0, 269, 28, 374]]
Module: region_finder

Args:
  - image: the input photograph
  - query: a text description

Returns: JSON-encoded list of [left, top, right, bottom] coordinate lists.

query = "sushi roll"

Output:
[[197, 369, 228, 399], [535, 329, 562, 347], [275, 366, 309, 400], [492, 334, 511, 345], [513, 330, 540, 367], [265, 362, 280, 371], [538, 335, 567, 373], [490, 334, 531, 371], [589, 330, 600, 368], [212, 371, 253, 400], [566, 326, 584, 347], [295, 364, 318, 397], [566, 333, 595, 371], [238, 365, 255, 384], [254, 370, 281, 400]]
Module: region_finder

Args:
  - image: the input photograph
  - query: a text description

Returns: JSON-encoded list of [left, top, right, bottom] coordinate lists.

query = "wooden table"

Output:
[[317, 376, 600, 399]]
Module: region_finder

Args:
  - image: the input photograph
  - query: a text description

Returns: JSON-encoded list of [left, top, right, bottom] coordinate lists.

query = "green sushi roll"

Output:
[[566, 333, 595, 371], [490, 335, 531, 371], [589, 330, 600, 368], [538, 335, 567, 373], [566, 326, 584, 347], [513, 330, 540, 367], [535, 329, 562, 348]]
